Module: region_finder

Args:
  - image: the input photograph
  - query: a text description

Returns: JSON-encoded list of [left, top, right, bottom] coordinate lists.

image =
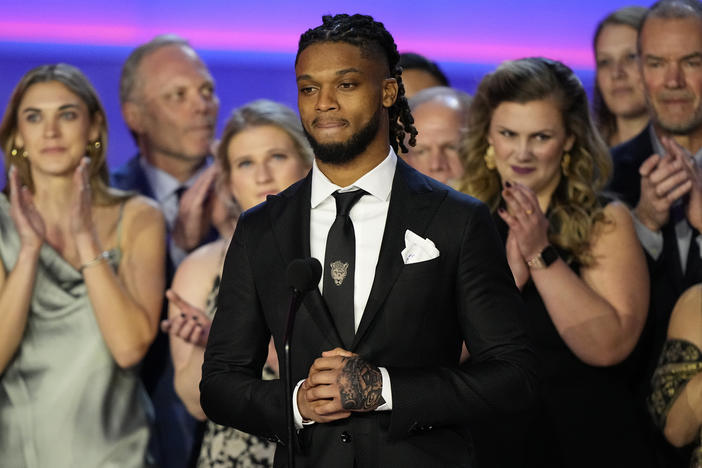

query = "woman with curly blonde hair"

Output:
[[458, 57, 652, 467]]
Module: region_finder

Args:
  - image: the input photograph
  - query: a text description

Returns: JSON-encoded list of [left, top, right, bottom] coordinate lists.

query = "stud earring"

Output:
[[11, 147, 27, 158]]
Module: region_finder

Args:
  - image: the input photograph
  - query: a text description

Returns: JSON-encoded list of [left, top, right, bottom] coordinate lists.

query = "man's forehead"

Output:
[[296, 41, 385, 76], [641, 16, 702, 53], [140, 45, 210, 83]]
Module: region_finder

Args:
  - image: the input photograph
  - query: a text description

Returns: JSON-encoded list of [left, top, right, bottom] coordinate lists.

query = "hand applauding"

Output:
[[8, 165, 45, 252]]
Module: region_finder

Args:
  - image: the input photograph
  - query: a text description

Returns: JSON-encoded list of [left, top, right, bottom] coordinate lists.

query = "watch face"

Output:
[[542, 245, 559, 266]]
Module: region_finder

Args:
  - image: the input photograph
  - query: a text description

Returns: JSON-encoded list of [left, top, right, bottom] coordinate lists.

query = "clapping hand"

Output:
[[498, 181, 550, 267], [161, 289, 212, 348], [70, 157, 96, 239], [172, 165, 217, 252], [8, 165, 45, 252], [661, 137, 702, 232], [635, 137, 694, 232]]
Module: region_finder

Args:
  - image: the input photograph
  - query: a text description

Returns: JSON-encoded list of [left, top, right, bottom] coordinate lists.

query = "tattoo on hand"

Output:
[[337, 356, 385, 411]]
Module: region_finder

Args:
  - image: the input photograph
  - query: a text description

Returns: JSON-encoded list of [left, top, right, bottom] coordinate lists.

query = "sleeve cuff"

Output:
[[632, 210, 663, 260], [376, 367, 393, 411], [293, 379, 316, 430]]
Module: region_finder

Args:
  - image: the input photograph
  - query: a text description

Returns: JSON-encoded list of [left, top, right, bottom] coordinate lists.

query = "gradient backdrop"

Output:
[[0, 0, 645, 179]]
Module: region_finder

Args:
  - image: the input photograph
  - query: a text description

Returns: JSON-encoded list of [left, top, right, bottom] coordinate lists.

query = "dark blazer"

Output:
[[609, 126, 701, 468], [111, 155, 207, 468], [201, 158, 538, 468], [610, 126, 702, 366]]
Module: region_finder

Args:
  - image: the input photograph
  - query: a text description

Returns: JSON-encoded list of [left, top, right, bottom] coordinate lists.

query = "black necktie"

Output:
[[323, 190, 366, 348], [175, 186, 187, 205]]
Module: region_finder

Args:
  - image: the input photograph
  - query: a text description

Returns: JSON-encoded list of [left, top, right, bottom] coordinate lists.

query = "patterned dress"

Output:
[[197, 275, 277, 467], [649, 339, 702, 468]]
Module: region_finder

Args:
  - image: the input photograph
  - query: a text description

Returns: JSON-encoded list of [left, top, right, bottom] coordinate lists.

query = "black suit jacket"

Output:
[[609, 126, 700, 468], [111, 155, 216, 468], [201, 158, 538, 468], [610, 126, 702, 366]]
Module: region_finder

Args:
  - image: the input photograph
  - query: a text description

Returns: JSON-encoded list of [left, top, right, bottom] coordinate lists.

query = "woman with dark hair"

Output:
[[0, 64, 166, 467], [160, 99, 312, 467], [593, 6, 649, 147], [458, 57, 651, 467]]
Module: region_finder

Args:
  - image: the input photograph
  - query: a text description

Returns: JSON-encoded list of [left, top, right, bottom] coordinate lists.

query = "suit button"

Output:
[[340, 431, 352, 443]]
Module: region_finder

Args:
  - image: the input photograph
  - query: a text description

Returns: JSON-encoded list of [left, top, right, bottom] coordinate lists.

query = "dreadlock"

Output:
[[296, 14, 417, 154]]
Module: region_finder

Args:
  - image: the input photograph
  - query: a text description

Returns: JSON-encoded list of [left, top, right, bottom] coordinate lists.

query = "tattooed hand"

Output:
[[337, 355, 385, 411], [298, 348, 385, 422]]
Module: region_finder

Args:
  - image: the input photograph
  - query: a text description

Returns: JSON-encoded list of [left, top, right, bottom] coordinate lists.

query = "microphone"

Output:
[[287, 258, 323, 294], [283, 258, 322, 468]]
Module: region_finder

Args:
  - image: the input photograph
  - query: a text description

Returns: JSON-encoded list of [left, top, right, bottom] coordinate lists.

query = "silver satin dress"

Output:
[[0, 194, 151, 468]]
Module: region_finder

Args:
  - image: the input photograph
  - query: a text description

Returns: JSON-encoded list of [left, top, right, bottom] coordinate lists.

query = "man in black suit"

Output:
[[609, 1, 702, 466], [201, 14, 537, 467], [111, 35, 220, 468]]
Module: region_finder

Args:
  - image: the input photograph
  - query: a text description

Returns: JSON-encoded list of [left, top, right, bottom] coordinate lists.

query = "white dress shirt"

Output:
[[138, 157, 209, 267], [293, 148, 397, 428]]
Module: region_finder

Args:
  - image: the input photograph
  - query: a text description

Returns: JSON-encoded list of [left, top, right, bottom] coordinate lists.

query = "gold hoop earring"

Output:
[[484, 145, 496, 170], [561, 152, 571, 177]]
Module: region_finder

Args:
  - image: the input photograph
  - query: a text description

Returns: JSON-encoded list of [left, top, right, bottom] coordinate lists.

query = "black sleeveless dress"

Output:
[[493, 214, 654, 468]]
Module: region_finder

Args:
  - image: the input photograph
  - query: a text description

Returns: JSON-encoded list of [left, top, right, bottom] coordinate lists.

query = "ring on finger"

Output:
[[525, 209, 533, 215]]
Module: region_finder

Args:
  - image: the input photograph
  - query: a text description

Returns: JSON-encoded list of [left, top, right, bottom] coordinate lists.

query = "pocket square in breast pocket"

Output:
[[401, 229, 440, 264]]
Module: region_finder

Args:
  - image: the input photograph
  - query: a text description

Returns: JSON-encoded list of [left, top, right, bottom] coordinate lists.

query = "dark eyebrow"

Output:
[[296, 68, 363, 82], [336, 68, 361, 76], [21, 103, 80, 114], [682, 52, 702, 61]]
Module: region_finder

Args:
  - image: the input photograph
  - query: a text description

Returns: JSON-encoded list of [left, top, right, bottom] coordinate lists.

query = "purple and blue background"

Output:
[[0, 0, 644, 175]]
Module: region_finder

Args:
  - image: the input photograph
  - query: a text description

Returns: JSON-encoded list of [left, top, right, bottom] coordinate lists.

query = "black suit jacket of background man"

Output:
[[609, 127, 701, 467], [201, 158, 538, 468], [111, 155, 217, 468]]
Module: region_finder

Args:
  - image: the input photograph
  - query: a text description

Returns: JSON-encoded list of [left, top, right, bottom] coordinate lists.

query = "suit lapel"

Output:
[[268, 173, 343, 348], [352, 159, 446, 349]]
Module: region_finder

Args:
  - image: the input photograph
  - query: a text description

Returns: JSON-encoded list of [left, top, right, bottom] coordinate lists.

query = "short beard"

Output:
[[304, 108, 381, 165], [649, 95, 702, 135]]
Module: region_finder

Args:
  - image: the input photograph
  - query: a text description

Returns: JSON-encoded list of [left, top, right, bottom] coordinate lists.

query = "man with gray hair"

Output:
[[404, 86, 472, 185], [609, 1, 702, 466], [111, 34, 220, 468]]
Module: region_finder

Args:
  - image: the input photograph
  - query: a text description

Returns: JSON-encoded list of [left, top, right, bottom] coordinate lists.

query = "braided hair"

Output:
[[296, 14, 417, 153]]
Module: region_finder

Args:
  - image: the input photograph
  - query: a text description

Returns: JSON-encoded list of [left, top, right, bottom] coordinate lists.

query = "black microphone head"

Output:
[[287, 258, 322, 292]]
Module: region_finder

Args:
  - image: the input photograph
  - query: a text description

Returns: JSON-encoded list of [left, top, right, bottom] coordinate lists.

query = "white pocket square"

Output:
[[401, 229, 440, 264]]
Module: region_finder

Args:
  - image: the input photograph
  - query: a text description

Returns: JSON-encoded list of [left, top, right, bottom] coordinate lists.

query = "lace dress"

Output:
[[197, 275, 277, 468]]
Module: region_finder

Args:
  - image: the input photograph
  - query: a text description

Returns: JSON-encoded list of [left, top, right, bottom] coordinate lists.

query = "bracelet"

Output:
[[79, 251, 111, 273]]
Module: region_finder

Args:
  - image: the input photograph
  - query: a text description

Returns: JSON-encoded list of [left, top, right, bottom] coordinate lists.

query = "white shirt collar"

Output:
[[138, 156, 208, 202], [310, 148, 397, 208]]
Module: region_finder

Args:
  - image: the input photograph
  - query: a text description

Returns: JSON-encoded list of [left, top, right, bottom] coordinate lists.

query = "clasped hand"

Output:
[[297, 348, 384, 423]]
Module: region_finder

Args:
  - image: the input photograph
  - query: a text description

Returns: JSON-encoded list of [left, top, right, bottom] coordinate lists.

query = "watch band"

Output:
[[526, 245, 559, 269]]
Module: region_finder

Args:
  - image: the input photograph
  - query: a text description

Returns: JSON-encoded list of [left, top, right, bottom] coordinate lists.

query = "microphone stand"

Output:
[[283, 288, 304, 468]]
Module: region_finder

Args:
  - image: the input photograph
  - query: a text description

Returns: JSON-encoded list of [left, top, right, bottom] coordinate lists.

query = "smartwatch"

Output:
[[527, 245, 559, 269]]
